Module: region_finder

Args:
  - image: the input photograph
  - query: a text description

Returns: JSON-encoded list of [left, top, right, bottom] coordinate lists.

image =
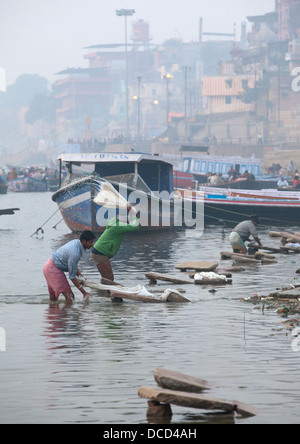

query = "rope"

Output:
[[30, 208, 61, 237]]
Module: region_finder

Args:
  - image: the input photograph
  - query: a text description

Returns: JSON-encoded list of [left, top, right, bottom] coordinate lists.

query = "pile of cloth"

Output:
[[194, 272, 228, 283]]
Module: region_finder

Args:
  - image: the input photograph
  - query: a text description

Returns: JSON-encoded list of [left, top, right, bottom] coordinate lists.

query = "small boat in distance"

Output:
[[0, 208, 20, 216], [8, 176, 47, 193], [52, 153, 181, 234], [0, 183, 8, 195]]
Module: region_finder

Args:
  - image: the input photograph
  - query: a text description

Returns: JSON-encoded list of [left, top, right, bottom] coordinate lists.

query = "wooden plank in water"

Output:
[[194, 277, 232, 285], [269, 288, 300, 299], [138, 386, 235, 413], [85, 280, 190, 303], [281, 246, 300, 254], [221, 252, 259, 264], [255, 252, 276, 260], [232, 400, 258, 418], [175, 261, 218, 272], [216, 266, 245, 273], [259, 246, 289, 254], [145, 272, 193, 285], [260, 257, 277, 265], [270, 231, 300, 243], [153, 368, 214, 393]]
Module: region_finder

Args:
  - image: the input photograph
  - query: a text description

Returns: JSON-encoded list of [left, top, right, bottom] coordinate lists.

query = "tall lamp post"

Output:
[[116, 8, 135, 142], [182, 66, 191, 140], [135, 76, 142, 139], [161, 73, 173, 135]]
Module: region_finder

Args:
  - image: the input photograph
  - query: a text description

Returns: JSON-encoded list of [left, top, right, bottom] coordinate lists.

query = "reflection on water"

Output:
[[1, 193, 300, 424]]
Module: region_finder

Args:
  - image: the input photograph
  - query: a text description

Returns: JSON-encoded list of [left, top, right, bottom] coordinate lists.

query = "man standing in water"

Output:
[[90, 204, 140, 282], [43, 230, 96, 303], [230, 215, 262, 254]]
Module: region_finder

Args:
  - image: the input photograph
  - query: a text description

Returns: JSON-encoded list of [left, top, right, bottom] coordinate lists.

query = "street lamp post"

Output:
[[161, 73, 173, 134], [133, 76, 142, 139], [116, 8, 135, 142], [182, 66, 191, 140], [136, 76, 142, 139]]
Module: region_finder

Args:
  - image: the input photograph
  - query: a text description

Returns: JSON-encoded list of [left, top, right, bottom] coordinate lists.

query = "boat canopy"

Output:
[[57, 152, 174, 166], [57, 152, 174, 194]]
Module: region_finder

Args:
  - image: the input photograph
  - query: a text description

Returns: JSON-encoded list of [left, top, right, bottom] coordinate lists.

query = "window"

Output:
[[194, 160, 201, 172], [225, 96, 232, 105], [200, 161, 207, 173], [254, 165, 260, 176], [242, 79, 248, 90], [183, 158, 191, 172], [226, 79, 232, 88], [215, 162, 221, 173]]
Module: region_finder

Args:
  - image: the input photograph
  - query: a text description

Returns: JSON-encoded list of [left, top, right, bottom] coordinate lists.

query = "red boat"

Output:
[[173, 170, 196, 189]]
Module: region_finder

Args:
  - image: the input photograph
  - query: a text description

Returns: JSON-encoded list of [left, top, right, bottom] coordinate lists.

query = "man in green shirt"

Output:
[[91, 204, 140, 282]]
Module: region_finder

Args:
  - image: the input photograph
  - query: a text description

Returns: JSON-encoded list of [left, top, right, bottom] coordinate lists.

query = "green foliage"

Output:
[[25, 91, 56, 124], [4, 74, 49, 107]]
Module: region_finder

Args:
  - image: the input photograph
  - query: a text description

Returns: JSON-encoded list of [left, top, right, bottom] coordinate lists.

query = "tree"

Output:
[[4, 74, 49, 107], [25, 91, 56, 124]]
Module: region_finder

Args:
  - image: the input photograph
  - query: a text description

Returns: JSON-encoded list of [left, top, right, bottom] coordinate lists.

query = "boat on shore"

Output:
[[52, 153, 181, 234], [176, 186, 300, 226], [0, 183, 8, 195], [8, 176, 47, 193]]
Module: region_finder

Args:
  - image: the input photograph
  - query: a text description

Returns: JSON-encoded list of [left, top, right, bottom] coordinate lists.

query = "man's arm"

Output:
[[249, 223, 262, 248], [254, 236, 263, 247], [68, 259, 91, 300], [71, 277, 91, 300]]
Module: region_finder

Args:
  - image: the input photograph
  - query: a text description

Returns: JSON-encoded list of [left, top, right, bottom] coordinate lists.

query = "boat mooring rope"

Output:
[[30, 208, 61, 237]]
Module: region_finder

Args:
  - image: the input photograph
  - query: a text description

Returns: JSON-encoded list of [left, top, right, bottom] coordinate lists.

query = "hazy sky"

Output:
[[1, 0, 275, 86]]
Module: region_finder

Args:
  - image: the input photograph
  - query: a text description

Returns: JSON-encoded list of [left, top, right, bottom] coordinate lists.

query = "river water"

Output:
[[1, 192, 300, 424]]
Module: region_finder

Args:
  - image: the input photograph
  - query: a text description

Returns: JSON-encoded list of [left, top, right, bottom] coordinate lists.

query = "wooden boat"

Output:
[[176, 186, 300, 226], [163, 153, 287, 190], [163, 153, 263, 187], [200, 186, 300, 201], [8, 176, 47, 192], [173, 170, 196, 189], [52, 153, 181, 234], [0, 208, 20, 216], [206, 176, 289, 191]]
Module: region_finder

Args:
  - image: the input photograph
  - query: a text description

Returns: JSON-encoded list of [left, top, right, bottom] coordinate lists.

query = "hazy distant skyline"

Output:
[[1, 0, 275, 86]]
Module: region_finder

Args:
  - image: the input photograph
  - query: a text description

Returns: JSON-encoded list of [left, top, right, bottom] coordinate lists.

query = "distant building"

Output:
[[54, 67, 112, 138], [202, 75, 255, 114], [278, 0, 300, 41]]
